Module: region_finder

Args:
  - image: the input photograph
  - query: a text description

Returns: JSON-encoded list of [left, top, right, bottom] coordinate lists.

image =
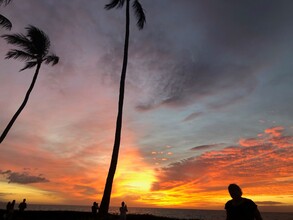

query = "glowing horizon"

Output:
[[1, 126, 292, 212]]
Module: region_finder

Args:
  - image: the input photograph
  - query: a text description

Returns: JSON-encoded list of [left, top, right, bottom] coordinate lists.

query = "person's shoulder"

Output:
[[225, 199, 233, 209], [243, 198, 257, 207], [243, 198, 255, 203]]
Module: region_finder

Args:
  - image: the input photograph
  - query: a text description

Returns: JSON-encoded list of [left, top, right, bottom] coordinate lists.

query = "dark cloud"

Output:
[[73, 185, 100, 196], [190, 143, 225, 151], [183, 112, 204, 122], [132, 43, 258, 112], [256, 201, 284, 205], [0, 170, 49, 184], [122, 0, 293, 111]]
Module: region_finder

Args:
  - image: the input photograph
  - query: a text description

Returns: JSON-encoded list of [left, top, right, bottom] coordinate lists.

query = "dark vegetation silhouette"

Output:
[[0, 0, 12, 30], [99, 0, 145, 217], [0, 25, 59, 144]]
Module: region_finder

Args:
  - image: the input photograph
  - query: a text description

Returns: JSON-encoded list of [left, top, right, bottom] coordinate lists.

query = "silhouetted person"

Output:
[[6, 201, 11, 211], [119, 201, 128, 220], [10, 200, 15, 212], [225, 184, 263, 220], [4, 200, 15, 220], [18, 199, 27, 212], [91, 201, 99, 215], [4, 201, 11, 219]]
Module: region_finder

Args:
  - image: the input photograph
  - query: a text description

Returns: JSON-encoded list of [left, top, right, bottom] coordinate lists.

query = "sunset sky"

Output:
[[0, 0, 292, 212]]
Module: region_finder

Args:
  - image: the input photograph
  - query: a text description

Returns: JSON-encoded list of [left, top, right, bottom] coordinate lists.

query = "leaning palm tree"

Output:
[[99, 0, 145, 216], [0, 25, 59, 144], [0, 0, 12, 30]]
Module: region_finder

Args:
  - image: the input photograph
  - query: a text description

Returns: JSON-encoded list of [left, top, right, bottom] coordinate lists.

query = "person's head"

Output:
[[121, 201, 125, 206], [228, 183, 242, 199], [23, 199, 26, 202]]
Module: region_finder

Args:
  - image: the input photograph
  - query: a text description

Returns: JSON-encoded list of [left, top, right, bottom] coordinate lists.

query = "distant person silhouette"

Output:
[[6, 201, 11, 211], [4, 200, 15, 220], [10, 200, 15, 212], [91, 201, 99, 215], [225, 184, 263, 220], [119, 201, 128, 220], [4, 201, 11, 219], [18, 199, 27, 212]]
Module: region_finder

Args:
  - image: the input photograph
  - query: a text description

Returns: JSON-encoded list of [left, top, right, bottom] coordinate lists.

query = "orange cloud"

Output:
[[150, 126, 293, 209], [265, 126, 284, 137]]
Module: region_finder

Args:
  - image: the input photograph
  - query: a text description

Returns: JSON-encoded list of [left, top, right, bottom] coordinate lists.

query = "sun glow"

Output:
[[118, 169, 156, 192], [114, 160, 156, 194], [111, 143, 157, 203]]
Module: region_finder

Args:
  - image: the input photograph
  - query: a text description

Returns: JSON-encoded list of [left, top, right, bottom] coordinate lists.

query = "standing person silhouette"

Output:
[[4, 201, 11, 219], [119, 201, 128, 220], [91, 201, 99, 215], [225, 184, 263, 220], [18, 199, 27, 212], [5, 200, 15, 220]]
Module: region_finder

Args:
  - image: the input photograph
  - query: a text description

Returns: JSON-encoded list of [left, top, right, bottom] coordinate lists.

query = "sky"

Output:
[[0, 0, 292, 212]]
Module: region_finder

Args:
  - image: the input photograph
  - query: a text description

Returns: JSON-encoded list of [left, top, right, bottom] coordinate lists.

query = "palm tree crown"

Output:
[[105, 0, 146, 29], [2, 25, 59, 71], [0, 0, 12, 30]]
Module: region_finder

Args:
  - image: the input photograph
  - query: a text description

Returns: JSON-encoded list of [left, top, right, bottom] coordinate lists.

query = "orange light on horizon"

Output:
[[0, 181, 65, 204]]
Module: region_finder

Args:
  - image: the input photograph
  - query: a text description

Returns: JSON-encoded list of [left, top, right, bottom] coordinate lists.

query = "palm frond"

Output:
[[0, 0, 12, 6], [19, 61, 38, 71], [3, 25, 58, 73], [5, 49, 34, 61], [132, 0, 145, 30], [0, 14, 12, 30], [105, 0, 125, 10], [1, 33, 31, 50], [44, 54, 59, 66], [26, 25, 50, 57]]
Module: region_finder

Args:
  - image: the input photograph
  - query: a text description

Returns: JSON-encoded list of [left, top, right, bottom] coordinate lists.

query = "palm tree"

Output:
[[99, 0, 145, 216], [0, 0, 12, 30], [0, 25, 59, 144]]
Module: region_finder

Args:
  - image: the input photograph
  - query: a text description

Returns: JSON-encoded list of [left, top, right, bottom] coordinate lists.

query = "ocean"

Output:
[[1, 204, 292, 220]]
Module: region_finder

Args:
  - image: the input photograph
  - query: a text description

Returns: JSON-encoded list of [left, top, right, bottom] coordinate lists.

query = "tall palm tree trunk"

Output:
[[99, 0, 130, 216], [0, 62, 41, 144]]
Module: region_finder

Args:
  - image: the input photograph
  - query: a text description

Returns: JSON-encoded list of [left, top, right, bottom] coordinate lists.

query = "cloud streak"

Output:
[[0, 170, 49, 184]]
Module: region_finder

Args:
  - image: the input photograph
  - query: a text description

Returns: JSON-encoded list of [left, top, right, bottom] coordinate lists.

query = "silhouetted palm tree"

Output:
[[99, 0, 145, 216], [0, 0, 12, 30], [0, 25, 59, 144]]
